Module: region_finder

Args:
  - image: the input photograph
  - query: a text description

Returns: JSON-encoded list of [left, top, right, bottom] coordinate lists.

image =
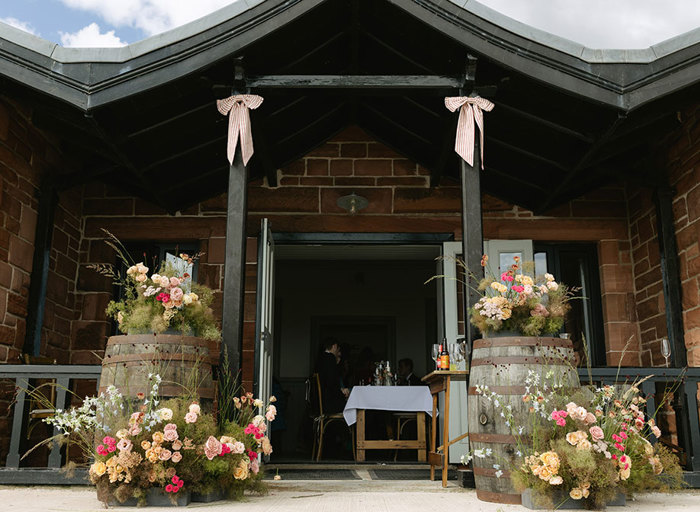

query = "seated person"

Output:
[[314, 338, 349, 414], [397, 358, 422, 386]]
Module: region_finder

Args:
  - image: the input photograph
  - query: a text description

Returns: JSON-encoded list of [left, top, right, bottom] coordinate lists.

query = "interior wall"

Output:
[[275, 259, 438, 380]]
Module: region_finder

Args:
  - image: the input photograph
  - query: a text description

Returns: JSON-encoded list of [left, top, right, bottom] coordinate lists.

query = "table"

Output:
[[421, 370, 470, 488], [343, 386, 433, 462]]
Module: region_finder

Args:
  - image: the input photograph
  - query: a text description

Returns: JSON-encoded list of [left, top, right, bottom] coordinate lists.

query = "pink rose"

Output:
[[652, 426, 661, 438], [159, 276, 171, 288], [171, 451, 182, 463], [163, 429, 179, 442], [128, 424, 142, 436], [250, 459, 259, 475], [169, 277, 180, 288], [116, 438, 132, 452], [170, 287, 184, 301], [589, 426, 604, 441], [204, 436, 222, 460], [266, 410, 276, 422], [159, 449, 172, 461], [231, 441, 245, 454], [172, 440, 183, 451], [584, 412, 597, 425], [164, 423, 177, 431], [185, 412, 198, 424]]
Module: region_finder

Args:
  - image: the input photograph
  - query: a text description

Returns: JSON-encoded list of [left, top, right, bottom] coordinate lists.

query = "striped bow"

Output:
[[445, 96, 494, 169], [217, 94, 264, 165]]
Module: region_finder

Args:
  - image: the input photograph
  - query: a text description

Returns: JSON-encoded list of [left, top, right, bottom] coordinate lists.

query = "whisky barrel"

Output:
[[99, 334, 219, 406], [467, 336, 579, 504]]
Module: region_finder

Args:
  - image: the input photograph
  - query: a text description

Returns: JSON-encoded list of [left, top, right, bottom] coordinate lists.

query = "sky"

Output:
[[0, 0, 698, 49]]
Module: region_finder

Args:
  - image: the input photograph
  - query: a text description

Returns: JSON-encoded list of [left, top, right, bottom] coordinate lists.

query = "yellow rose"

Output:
[[570, 488, 583, 500], [141, 441, 151, 450], [620, 467, 631, 480], [501, 308, 512, 319], [538, 467, 553, 481], [539, 451, 560, 471], [152, 432, 164, 444], [233, 461, 249, 480], [91, 461, 107, 476]]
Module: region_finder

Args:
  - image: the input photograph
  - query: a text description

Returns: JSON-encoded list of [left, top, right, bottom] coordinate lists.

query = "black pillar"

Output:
[[654, 186, 686, 367], [460, 139, 483, 344], [23, 178, 57, 356], [221, 149, 248, 371]]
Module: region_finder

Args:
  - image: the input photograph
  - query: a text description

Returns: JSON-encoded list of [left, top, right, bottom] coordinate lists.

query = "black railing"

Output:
[[0, 364, 101, 484], [578, 367, 700, 482]]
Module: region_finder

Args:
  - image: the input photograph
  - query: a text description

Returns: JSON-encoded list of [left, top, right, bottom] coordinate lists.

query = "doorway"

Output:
[[265, 243, 441, 461]]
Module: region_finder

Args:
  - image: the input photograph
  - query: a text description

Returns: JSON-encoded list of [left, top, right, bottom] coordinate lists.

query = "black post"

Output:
[[23, 178, 57, 356], [221, 148, 248, 371], [460, 139, 483, 345], [654, 186, 686, 367]]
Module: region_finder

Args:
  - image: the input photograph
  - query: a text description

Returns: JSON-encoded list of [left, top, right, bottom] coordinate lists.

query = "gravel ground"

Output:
[[1, 481, 699, 512]]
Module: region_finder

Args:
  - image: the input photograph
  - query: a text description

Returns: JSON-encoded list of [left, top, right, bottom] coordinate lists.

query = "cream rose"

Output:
[[577, 439, 592, 451], [135, 273, 147, 283], [158, 408, 173, 421], [189, 403, 201, 415], [159, 276, 170, 288], [171, 451, 182, 463], [549, 475, 563, 485], [170, 287, 184, 301], [159, 449, 172, 461], [232, 441, 245, 454], [91, 461, 107, 477], [163, 428, 178, 442], [539, 451, 560, 471], [233, 461, 249, 480], [620, 467, 631, 480], [172, 440, 183, 451], [185, 412, 198, 424], [569, 488, 583, 500]]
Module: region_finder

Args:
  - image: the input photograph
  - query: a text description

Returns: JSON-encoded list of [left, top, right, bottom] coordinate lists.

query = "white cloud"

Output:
[[0, 16, 39, 36], [60, 22, 127, 47], [59, 0, 237, 37], [479, 0, 700, 49]]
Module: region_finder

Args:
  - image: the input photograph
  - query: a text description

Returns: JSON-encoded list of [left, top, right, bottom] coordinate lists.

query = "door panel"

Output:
[[254, 219, 275, 420]]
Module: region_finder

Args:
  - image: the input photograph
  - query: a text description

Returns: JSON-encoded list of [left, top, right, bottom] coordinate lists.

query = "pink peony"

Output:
[[163, 429, 179, 442], [185, 412, 198, 424], [589, 426, 604, 441], [204, 436, 222, 460], [171, 451, 182, 463], [170, 287, 184, 301]]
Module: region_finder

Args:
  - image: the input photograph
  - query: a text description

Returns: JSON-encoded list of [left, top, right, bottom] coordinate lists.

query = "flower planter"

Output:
[[191, 488, 225, 503], [521, 488, 626, 509], [468, 336, 579, 504], [108, 488, 191, 507]]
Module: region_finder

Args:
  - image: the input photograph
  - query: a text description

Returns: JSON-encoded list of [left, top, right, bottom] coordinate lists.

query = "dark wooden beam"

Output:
[[654, 186, 687, 367], [360, 29, 436, 74], [221, 148, 248, 372], [245, 75, 463, 89], [23, 178, 57, 356], [488, 136, 569, 171], [495, 101, 594, 143], [141, 135, 226, 172], [126, 101, 214, 139], [538, 113, 627, 212], [253, 117, 279, 187]]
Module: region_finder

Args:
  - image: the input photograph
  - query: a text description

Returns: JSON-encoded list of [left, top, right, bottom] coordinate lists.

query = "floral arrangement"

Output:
[[42, 374, 276, 505], [470, 255, 574, 336], [465, 369, 683, 509], [89, 230, 221, 340]]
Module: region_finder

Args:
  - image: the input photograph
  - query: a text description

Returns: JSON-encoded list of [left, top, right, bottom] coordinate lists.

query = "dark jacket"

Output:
[[400, 373, 423, 386], [315, 352, 345, 414]]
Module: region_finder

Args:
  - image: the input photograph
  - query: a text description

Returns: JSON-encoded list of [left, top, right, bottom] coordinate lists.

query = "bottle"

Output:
[[385, 361, 393, 386], [436, 343, 443, 370], [440, 342, 450, 371]]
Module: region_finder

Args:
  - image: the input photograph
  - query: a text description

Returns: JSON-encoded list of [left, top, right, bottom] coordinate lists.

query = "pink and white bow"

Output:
[[216, 94, 264, 165], [445, 96, 494, 169]]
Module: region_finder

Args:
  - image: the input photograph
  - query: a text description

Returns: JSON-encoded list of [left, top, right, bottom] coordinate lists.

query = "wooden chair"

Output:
[[310, 373, 355, 461]]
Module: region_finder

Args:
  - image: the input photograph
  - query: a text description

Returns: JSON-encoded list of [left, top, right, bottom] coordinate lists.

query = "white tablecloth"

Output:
[[343, 386, 434, 425]]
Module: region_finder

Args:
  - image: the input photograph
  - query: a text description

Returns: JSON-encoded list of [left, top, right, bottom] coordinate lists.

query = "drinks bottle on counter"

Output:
[[440, 343, 450, 371]]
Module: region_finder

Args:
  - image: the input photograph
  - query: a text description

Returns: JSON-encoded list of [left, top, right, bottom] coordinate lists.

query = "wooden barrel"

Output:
[[99, 334, 219, 406], [467, 336, 579, 504]]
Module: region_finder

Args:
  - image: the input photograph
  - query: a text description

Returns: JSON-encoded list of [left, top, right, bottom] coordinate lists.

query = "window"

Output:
[[533, 243, 605, 367]]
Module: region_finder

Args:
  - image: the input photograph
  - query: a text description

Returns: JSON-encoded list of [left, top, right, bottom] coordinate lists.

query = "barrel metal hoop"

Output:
[[103, 353, 213, 364], [474, 337, 572, 349], [468, 385, 527, 395], [470, 432, 528, 444], [471, 356, 570, 366]]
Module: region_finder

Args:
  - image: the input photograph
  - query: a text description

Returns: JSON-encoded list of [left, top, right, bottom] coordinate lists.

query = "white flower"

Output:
[[493, 464, 500, 470], [473, 449, 485, 458], [485, 448, 493, 456], [495, 470, 503, 478], [158, 408, 173, 421], [253, 399, 264, 408]]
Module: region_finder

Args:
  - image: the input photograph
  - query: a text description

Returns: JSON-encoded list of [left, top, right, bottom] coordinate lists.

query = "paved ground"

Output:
[[2, 481, 700, 511]]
